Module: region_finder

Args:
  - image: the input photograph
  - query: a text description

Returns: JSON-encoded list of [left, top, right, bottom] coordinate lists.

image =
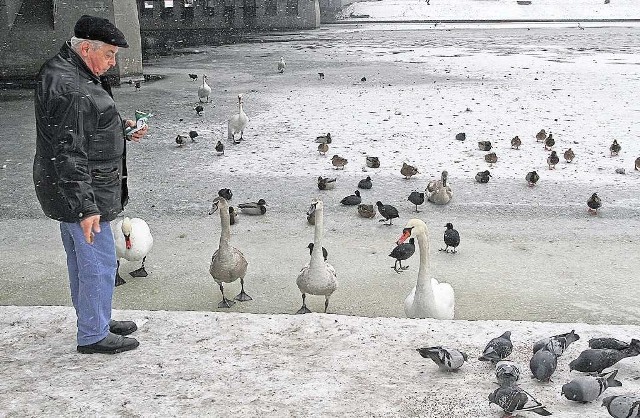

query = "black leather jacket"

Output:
[[33, 42, 129, 223]]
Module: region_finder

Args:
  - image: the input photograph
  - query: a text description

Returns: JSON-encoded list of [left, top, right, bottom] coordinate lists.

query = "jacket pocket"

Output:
[[91, 167, 121, 217]]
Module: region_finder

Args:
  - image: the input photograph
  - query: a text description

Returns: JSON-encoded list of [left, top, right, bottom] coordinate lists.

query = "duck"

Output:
[[475, 170, 492, 183], [635, 156, 640, 171], [316, 133, 332, 144], [536, 129, 547, 143], [238, 199, 267, 215], [564, 148, 575, 163], [113, 217, 154, 287], [357, 176, 372, 190], [277, 56, 286, 73], [440, 223, 460, 253], [317, 142, 329, 155], [510, 135, 521, 150], [401, 162, 419, 179], [478, 140, 492, 151], [228, 94, 248, 144], [427, 171, 453, 205], [317, 176, 336, 190], [376, 201, 399, 225], [357, 203, 376, 218], [208, 197, 250, 308], [587, 192, 601, 214], [228, 206, 238, 225], [341, 190, 361, 206], [198, 74, 211, 103], [365, 156, 380, 168], [397, 219, 455, 319], [218, 188, 233, 201], [175, 134, 188, 147], [526, 170, 540, 187], [389, 238, 416, 273], [610, 139, 621, 156], [544, 133, 555, 150], [408, 191, 425, 213], [307, 242, 328, 261], [189, 130, 199, 142], [547, 151, 559, 169], [484, 152, 498, 166], [306, 203, 316, 225], [296, 199, 338, 314], [215, 140, 225, 155], [330, 154, 347, 169]]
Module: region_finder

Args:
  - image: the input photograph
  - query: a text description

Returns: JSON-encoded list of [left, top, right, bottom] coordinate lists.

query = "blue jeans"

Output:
[[60, 221, 116, 346]]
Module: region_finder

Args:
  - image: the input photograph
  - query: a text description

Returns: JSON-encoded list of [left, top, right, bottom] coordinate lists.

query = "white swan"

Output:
[[426, 170, 453, 205], [209, 196, 251, 308], [113, 217, 153, 286], [228, 94, 248, 144], [277, 56, 286, 73], [397, 219, 455, 319], [198, 74, 211, 103], [296, 199, 338, 313]]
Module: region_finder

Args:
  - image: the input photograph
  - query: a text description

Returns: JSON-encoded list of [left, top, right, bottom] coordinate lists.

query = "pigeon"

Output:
[[532, 330, 580, 356], [307, 243, 328, 261], [331, 155, 348, 169], [562, 370, 622, 403], [475, 170, 492, 183], [317, 176, 336, 190], [489, 385, 552, 416], [564, 148, 575, 163], [358, 176, 372, 190], [407, 191, 425, 212], [478, 140, 492, 151], [455, 132, 466, 141], [376, 201, 399, 226], [536, 129, 547, 143], [188, 73, 198, 81], [601, 395, 640, 418], [357, 204, 376, 219], [610, 139, 621, 156], [365, 156, 380, 168], [544, 133, 555, 150], [389, 238, 415, 273], [218, 188, 233, 201], [277, 56, 286, 73], [587, 192, 602, 214], [495, 361, 521, 387], [529, 348, 558, 382], [526, 170, 540, 187], [440, 223, 460, 254], [547, 151, 559, 169], [360, 76, 367, 82], [133, 80, 141, 91], [479, 331, 513, 363], [189, 130, 199, 142], [589, 337, 632, 351], [318, 72, 325, 80], [569, 339, 640, 373], [341, 190, 362, 206], [215, 140, 225, 155], [318, 142, 329, 155], [194, 104, 204, 116], [417, 346, 468, 371], [400, 162, 419, 179], [316, 133, 332, 144], [485, 152, 498, 166]]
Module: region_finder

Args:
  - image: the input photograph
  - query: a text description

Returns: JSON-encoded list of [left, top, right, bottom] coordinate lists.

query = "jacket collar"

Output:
[[60, 41, 101, 84]]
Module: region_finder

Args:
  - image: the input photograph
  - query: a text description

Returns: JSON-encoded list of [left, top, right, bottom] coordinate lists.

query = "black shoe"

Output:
[[109, 320, 138, 336], [77, 332, 139, 354]]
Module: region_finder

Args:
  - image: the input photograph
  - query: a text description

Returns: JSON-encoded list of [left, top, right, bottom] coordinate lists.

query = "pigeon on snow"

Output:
[[562, 369, 622, 403], [479, 331, 513, 363], [417, 346, 468, 371]]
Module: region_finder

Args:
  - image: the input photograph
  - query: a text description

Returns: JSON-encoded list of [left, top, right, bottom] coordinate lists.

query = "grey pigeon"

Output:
[[569, 339, 640, 373], [530, 348, 557, 382], [589, 337, 631, 351], [533, 330, 580, 356], [601, 395, 640, 418], [562, 369, 622, 403], [488, 385, 552, 416], [417, 346, 468, 371], [495, 360, 521, 387], [479, 331, 513, 363]]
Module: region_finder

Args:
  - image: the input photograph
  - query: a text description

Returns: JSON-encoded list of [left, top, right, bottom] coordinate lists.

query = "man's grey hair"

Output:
[[70, 36, 107, 51]]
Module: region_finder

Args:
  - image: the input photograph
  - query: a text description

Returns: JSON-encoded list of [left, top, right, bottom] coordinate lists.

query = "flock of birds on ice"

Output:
[[113, 60, 640, 417]]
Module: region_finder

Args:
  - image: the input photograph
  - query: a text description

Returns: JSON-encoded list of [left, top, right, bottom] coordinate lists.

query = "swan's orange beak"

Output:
[[396, 228, 411, 245], [125, 235, 132, 250]]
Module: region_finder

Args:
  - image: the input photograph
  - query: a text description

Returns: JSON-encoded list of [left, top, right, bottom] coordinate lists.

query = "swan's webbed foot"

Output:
[[296, 305, 312, 314], [115, 273, 126, 287], [218, 297, 236, 308], [129, 266, 148, 278], [234, 290, 252, 302]]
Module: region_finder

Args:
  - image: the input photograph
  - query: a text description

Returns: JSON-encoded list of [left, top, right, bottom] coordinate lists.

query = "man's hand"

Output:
[[80, 214, 101, 244], [125, 119, 149, 142]]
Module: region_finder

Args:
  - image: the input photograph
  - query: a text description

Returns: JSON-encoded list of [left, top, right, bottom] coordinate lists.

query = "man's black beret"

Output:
[[74, 15, 129, 48]]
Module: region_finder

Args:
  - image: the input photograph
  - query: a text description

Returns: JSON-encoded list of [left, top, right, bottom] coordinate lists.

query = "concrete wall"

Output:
[[0, 0, 142, 83]]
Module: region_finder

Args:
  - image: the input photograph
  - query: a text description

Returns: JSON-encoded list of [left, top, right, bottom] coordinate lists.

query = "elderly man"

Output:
[[33, 15, 148, 354]]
